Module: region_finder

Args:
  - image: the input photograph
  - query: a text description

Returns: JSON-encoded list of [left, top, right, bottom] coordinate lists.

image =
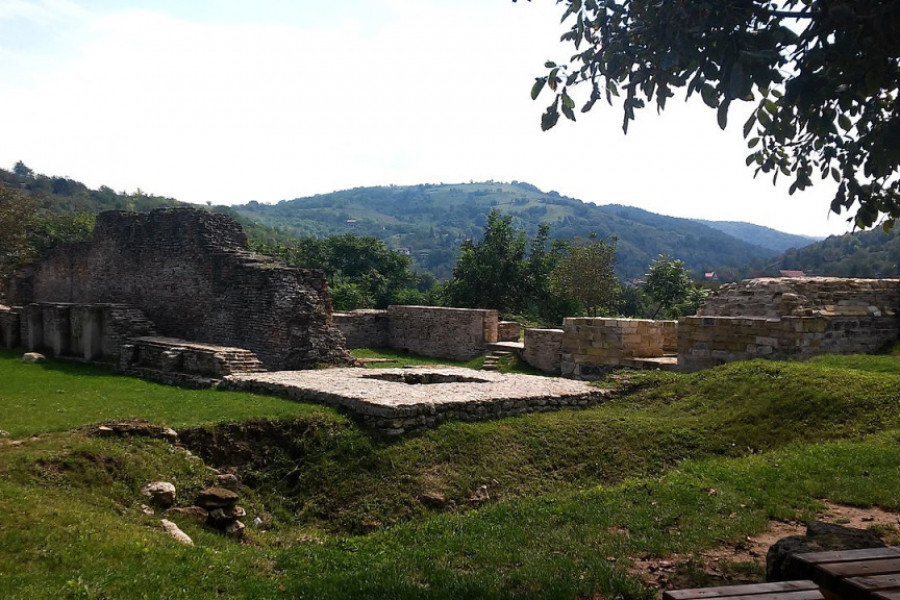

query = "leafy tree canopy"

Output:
[[446, 209, 529, 312], [644, 255, 693, 318], [522, 0, 900, 230], [550, 236, 619, 317]]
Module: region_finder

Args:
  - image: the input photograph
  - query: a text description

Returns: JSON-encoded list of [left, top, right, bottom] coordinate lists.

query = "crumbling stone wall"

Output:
[[498, 321, 521, 342], [387, 305, 498, 361], [678, 277, 900, 372], [333, 310, 389, 349], [560, 317, 671, 378], [522, 328, 563, 374], [8, 208, 350, 370]]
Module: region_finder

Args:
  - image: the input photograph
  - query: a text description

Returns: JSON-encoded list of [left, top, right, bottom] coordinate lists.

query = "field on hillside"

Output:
[[1, 350, 899, 599]]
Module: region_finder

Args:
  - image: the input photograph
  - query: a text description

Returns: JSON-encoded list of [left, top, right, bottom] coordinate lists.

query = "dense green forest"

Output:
[[762, 228, 900, 278]]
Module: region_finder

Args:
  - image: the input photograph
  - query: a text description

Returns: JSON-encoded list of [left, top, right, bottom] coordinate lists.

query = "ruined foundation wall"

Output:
[[387, 305, 498, 361], [560, 318, 668, 378], [9, 209, 350, 370], [497, 321, 521, 343], [332, 310, 389, 349], [678, 278, 900, 372], [522, 328, 563, 374]]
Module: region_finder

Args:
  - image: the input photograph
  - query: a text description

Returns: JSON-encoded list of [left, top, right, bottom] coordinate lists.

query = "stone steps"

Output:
[[482, 350, 513, 371]]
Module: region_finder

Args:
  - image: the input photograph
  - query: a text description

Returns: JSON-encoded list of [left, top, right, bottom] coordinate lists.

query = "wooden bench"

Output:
[[791, 547, 900, 600], [663, 580, 825, 600]]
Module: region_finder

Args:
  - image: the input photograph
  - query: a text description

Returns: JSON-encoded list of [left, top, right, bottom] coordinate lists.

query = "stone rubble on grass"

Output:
[[195, 487, 245, 539], [167, 506, 209, 523], [95, 421, 178, 441], [215, 473, 240, 491], [141, 481, 177, 508], [160, 519, 193, 546]]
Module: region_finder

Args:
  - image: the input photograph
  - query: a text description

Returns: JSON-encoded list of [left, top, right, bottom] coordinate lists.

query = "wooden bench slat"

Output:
[[795, 548, 900, 565], [663, 580, 821, 600], [874, 591, 900, 600], [846, 575, 900, 592], [818, 558, 900, 580]]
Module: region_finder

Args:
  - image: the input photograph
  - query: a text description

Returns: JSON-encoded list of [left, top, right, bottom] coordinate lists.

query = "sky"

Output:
[[0, 0, 856, 237]]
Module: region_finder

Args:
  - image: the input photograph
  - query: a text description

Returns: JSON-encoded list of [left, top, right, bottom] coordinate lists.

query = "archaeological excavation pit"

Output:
[[219, 367, 610, 436]]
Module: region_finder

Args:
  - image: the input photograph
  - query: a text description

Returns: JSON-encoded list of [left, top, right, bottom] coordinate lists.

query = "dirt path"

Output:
[[631, 501, 900, 595]]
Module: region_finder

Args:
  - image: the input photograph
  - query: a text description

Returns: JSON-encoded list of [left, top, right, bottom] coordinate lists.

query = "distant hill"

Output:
[[233, 181, 781, 281], [765, 228, 900, 278], [694, 220, 820, 253]]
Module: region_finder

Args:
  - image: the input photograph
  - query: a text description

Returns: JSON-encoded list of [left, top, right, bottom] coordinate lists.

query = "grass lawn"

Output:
[[0, 350, 336, 437], [1, 350, 899, 598]]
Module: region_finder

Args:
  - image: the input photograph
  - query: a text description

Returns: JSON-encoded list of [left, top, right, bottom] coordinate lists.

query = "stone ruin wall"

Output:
[[7, 208, 350, 370], [522, 328, 564, 374], [333, 306, 500, 361], [332, 309, 389, 349], [678, 277, 900, 372], [497, 320, 521, 342], [560, 317, 673, 378], [387, 305, 499, 361]]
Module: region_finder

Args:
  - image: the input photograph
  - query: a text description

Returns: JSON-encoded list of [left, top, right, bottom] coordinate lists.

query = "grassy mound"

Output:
[[1, 350, 899, 598]]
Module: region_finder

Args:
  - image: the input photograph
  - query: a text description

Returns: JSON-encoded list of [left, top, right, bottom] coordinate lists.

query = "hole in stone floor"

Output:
[[362, 372, 491, 385]]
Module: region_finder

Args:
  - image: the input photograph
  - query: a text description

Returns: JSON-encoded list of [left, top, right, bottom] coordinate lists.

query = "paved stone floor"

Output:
[[220, 367, 609, 435]]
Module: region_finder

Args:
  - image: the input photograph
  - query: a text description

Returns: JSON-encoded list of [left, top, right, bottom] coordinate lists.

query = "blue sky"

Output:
[[0, 0, 854, 237]]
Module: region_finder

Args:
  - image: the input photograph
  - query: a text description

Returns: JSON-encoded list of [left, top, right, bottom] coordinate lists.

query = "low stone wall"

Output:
[[522, 328, 563, 374], [120, 336, 266, 387], [561, 317, 668, 378], [387, 305, 498, 361], [661, 320, 678, 353], [498, 321, 521, 342], [220, 367, 609, 436], [678, 277, 900, 372], [679, 312, 899, 372], [332, 310, 389, 349]]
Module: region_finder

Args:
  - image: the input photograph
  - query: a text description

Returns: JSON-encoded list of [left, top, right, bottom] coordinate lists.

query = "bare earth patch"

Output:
[[631, 501, 900, 597]]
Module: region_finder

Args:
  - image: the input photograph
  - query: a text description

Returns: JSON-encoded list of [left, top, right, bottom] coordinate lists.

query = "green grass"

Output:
[[2, 351, 900, 598], [350, 347, 484, 369], [0, 350, 336, 437]]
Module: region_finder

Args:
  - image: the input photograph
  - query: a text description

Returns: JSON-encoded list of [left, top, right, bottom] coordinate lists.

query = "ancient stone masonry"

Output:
[[120, 337, 266, 387], [678, 277, 900, 372], [2, 302, 156, 361], [560, 317, 675, 378], [332, 309, 389, 349], [497, 321, 521, 343], [335, 306, 500, 361], [522, 328, 564, 374], [220, 367, 609, 436], [387, 305, 498, 361], [7, 208, 351, 370]]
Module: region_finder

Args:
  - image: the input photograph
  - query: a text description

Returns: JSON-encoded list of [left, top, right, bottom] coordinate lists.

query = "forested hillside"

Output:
[[234, 182, 785, 280], [768, 228, 900, 278], [694, 220, 820, 253]]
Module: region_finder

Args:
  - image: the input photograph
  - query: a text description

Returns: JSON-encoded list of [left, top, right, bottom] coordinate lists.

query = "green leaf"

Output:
[[748, 137, 760, 148], [838, 114, 852, 131], [743, 113, 757, 138], [544, 61, 557, 69], [717, 100, 730, 130], [700, 84, 718, 109], [561, 90, 576, 110], [531, 78, 547, 100], [541, 104, 560, 131]]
